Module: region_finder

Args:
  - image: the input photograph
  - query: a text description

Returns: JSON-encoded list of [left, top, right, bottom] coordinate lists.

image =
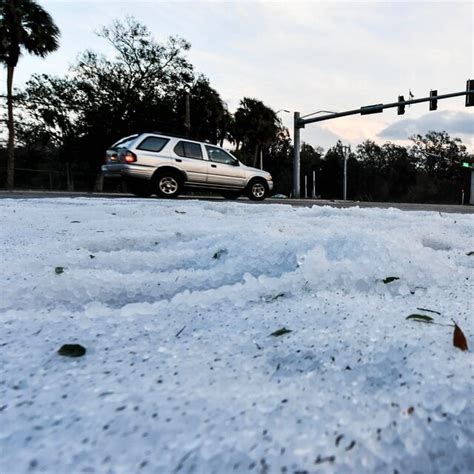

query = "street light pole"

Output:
[[342, 145, 350, 201], [293, 111, 301, 199]]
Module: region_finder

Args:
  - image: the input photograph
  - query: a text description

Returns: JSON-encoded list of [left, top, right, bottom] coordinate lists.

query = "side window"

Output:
[[174, 141, 203, 160], [137, 136, 169, 152], [205, 146, 238, 165]]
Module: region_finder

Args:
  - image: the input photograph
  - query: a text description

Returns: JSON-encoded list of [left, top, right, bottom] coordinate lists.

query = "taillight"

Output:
[[124, 150, 137, 163]]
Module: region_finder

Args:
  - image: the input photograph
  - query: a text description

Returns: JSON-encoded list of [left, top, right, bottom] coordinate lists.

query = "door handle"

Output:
[[175, 158, 182, 162], [211, 164, 217, 168]]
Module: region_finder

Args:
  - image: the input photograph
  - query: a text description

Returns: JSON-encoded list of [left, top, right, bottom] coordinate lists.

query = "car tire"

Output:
[[246, 179, 268, 201], [154, 172, 182, 199], [222, 191, 240, 200], [126, 179, 152, 198]]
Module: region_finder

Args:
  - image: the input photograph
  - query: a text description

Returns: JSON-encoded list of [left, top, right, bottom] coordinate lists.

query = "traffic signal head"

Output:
[[397, 96, 405, 115], [429, 90, 438, 111], [466, 79, 474, 107]]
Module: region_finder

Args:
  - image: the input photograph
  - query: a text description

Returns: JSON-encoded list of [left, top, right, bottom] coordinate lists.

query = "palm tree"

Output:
[[233, 98, 281, 167], [0, 0, 60, 190]]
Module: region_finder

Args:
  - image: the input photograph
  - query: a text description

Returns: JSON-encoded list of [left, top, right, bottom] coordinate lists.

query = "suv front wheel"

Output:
[[247, 179, 268, 201], [154, 172, 182, 199]]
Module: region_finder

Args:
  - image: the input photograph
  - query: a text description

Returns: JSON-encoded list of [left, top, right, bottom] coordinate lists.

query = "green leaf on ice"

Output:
[[270, 327, 292, 337], [383, 276, 400, 284], [406, 314, 434, 323]]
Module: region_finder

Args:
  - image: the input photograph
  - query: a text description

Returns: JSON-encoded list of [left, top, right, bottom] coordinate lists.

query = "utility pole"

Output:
[[342, 145, 350, 201], [293, 111, 301, 198], [184, 91, 191, 136], [312, 170, 316, 198]]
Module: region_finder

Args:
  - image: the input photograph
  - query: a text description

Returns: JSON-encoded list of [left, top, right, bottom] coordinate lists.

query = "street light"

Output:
[[342, 145, 350, 201], [300, 110, 337, 119]]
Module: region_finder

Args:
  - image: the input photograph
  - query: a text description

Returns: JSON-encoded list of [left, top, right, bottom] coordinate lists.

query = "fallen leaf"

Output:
[[270, 327, 292, 337], [58, 344, 86, 357], [453, 322, 468, 351], [55, 266, 65, 275], [345, 440, 356, 451], [383, 276, 400, 284], [406, 314, 434, 323], [264, 292, 285, 302], [213, 249, 227, 260], [315, 455, 335, 464]]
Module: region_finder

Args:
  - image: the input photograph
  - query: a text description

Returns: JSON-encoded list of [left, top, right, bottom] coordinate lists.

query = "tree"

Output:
[[18, 17, 195, 187], [409, 131, 468, 179], [0, 0, 60, 189], [176, 75, 232, 144], [409, 131, 470, 203], [233, 98, 281, 167]]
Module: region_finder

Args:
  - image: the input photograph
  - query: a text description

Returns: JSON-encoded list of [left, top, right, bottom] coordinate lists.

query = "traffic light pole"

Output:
[[292, 86, 474, 198], [293, 111, 301, 199]]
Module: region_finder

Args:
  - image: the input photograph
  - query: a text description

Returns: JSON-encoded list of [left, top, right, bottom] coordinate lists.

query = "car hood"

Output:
[[240, 163, 271, 178]]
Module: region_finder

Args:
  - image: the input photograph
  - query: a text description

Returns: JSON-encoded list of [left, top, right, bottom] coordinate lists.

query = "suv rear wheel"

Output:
[[247, 179, 268, 201], [154, 172, 182, 199]]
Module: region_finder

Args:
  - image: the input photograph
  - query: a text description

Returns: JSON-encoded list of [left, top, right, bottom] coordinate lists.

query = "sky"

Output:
[[2, 0, 473, 151]]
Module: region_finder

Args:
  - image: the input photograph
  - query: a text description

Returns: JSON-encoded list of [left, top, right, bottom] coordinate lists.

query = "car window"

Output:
[[205, 146, 238, 165], [137, 136, 169, 153], [174, 141, 203, 160], [110, 135, 139, 149]]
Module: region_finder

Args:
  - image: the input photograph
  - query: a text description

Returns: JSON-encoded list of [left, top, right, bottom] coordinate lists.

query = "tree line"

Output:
[[1, 3, 471, 203]]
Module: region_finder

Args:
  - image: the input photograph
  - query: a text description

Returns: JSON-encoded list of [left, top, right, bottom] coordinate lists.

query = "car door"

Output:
[[205, 145, 245, 187], [172, 140, 208, 184]]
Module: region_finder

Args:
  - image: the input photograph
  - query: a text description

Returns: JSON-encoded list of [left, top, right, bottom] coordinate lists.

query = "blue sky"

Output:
[[2, 0, 473, 150]]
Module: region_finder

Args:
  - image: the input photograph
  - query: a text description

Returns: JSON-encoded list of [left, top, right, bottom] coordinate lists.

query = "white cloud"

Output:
[[378, 110, 474, 146]]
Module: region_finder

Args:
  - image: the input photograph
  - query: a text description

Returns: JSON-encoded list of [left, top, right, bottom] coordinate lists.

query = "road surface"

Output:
[[0, 190, 473, 214]]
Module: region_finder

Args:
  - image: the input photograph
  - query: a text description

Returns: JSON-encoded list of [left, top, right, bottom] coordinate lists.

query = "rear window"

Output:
[[111, 135, 139, 149], [137, 136, 169, 153], [174, 141, 203, 160]]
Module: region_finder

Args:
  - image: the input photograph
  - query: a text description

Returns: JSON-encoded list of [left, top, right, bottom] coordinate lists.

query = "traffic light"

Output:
[[397, 95, 405, 115], [429, 90, 438, 111], [466, 79, 474, 107]]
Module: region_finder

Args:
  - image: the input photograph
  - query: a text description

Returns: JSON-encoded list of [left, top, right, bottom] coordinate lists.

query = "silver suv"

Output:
[[102, 133, 273, 200]]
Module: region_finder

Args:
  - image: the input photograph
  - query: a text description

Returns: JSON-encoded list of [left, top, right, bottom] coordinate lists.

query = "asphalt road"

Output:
[[0, 190, 473, 214]]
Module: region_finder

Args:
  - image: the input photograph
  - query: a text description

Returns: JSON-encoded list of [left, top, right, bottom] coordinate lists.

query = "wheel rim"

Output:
[[252, 182, 266, 198], [159, 176, 178, 194]]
